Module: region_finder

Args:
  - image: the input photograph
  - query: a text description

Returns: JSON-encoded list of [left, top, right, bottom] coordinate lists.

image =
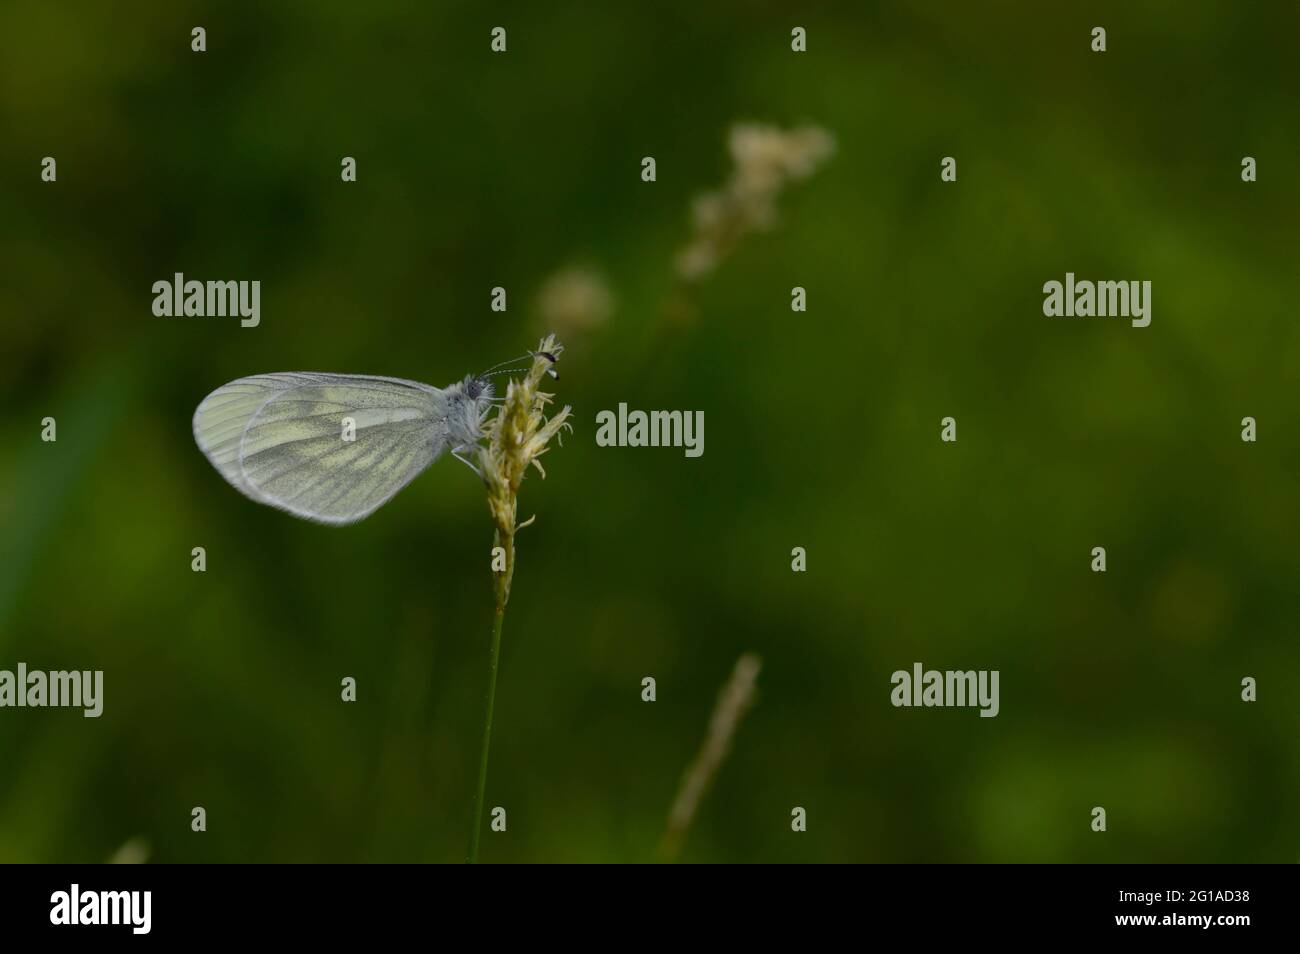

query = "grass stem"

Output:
[[467, 578, 507, 864]]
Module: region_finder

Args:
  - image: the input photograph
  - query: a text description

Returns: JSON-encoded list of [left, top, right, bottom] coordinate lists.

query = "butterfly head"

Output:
[[449, 350, 559, 448], [445, 375, 496, 448], [464, 376, 490, 401]]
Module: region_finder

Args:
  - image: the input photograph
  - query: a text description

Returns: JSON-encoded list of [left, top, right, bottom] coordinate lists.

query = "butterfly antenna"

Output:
[[483, 362, 533, 380], [477, 353, 533, 377], [528, 350, 560, 380]]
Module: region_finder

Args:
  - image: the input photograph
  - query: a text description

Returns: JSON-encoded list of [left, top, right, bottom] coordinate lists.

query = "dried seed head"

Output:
[[480, 334, 572, 542]]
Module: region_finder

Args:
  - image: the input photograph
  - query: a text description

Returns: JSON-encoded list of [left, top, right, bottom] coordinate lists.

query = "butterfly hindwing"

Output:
[[193, 373, 451, 524]]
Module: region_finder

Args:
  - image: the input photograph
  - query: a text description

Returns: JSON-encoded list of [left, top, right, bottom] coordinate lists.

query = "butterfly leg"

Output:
[[451, 446, 482, 478]]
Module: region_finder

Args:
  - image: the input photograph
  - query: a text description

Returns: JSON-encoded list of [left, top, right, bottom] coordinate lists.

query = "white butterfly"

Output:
[[193, 367, 509, 525]]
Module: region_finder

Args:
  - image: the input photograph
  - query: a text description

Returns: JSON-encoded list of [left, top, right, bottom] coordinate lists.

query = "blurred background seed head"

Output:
[[535, 266, 615, 341]]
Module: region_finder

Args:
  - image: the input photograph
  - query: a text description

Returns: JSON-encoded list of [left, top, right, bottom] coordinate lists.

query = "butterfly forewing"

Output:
[[193, 373, 451, 524]]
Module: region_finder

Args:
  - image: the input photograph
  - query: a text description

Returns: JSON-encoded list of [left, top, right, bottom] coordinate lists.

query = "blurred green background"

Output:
[[1, 1, 1296, 863]]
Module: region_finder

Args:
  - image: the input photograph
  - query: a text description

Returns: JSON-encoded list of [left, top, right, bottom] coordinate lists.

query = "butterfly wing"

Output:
[[193, 372, 451, 524]]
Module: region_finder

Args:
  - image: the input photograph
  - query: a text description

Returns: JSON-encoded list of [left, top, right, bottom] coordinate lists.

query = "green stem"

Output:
[[467, 587, 507, 863]]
